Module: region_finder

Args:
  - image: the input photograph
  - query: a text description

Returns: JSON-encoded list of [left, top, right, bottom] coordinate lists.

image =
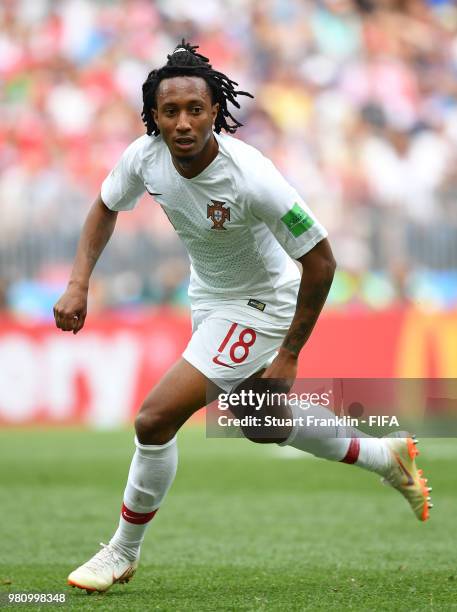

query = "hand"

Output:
[[261, 348, 298, 393], [53, 283, 88, 334]]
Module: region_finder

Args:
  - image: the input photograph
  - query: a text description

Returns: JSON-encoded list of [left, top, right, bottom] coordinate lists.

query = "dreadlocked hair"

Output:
[[141, 40, 254, 136]]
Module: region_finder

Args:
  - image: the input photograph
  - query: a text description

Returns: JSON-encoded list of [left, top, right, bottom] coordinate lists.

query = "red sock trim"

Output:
[[121, 503, 158, 525], [340, 438, 360, 464]]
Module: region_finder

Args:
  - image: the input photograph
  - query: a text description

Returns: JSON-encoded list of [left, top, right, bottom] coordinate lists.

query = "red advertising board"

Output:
[[0, 307, 456, 426]]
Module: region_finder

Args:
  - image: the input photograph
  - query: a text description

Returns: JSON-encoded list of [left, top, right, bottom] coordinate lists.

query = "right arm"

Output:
[[53, 194, 118, 333]]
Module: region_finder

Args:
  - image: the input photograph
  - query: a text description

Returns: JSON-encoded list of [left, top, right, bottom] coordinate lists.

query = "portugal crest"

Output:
[[207, 200, 230, 230]]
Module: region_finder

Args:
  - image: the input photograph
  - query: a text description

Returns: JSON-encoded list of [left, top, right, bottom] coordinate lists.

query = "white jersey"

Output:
[[101, 132, 327, 324]]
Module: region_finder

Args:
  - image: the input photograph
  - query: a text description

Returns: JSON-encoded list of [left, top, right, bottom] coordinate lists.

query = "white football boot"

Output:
[[68, 543, 138, 593], [382, 436, 432, 522]]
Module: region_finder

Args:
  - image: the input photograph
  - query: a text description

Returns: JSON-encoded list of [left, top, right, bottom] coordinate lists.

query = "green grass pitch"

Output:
[[0, 427, 456, 611]]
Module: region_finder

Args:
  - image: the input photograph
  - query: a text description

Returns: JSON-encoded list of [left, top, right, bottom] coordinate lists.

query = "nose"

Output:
[[176, 110, 191, 132]]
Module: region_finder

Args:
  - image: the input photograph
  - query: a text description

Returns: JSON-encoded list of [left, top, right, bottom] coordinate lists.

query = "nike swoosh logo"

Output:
[[212, 355, 236, 369], [123, 512, 139, 521], [396, 455, 414, 486], [144, 183, 162, 196]]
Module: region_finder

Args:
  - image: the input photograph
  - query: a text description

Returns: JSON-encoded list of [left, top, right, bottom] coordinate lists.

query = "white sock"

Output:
[[110, 435, 178, 560], [356, 437, 391, 475], [280, 403, 390, 473]]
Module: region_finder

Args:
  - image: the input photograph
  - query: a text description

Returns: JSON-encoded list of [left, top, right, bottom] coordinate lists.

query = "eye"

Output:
[[191, 107, 202, 114], [163, 108, 176, 117]]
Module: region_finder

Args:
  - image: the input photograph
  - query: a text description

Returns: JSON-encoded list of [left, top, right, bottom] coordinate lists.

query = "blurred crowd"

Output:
[[1, 0, 457, 316]]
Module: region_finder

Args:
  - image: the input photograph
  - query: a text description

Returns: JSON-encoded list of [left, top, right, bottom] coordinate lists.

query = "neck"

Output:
[[172, 134, 219, 179]]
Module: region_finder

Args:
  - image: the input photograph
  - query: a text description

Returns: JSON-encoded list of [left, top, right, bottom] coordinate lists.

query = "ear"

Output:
[[211, 102, 219, 125], [152, 108, 159, 125]]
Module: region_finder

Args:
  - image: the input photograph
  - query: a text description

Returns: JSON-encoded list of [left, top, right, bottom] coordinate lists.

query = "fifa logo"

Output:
[[207, 200, 230, 230]]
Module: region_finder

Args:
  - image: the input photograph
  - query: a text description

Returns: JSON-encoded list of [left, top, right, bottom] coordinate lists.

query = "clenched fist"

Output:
[[53, 284, 88, 334]]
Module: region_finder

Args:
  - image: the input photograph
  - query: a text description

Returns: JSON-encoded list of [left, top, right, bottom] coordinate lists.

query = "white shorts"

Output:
[[182, 304, 292, 392]]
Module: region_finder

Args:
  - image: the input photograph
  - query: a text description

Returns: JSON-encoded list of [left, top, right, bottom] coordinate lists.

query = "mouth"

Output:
[[174, 137, 195, 150]]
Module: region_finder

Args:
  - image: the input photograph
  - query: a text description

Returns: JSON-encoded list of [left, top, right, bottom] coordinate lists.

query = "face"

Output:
[[153, 76, 219, 161]]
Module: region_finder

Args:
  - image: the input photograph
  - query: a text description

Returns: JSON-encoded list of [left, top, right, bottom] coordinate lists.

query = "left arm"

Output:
[[262, 238, 336, 385]]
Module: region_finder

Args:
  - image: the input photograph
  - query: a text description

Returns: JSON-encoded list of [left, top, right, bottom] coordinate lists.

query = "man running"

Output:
[[54, 41, 432, 594]]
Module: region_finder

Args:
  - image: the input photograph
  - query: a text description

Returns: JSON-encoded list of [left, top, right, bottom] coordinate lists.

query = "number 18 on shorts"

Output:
[[182, 308, 289, 392]]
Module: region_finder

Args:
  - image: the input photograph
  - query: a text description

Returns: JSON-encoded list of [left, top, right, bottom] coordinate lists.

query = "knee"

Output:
[[247, 436, 280, 445], [241, 427, 287, 445], [135, 404, 177, 445]]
